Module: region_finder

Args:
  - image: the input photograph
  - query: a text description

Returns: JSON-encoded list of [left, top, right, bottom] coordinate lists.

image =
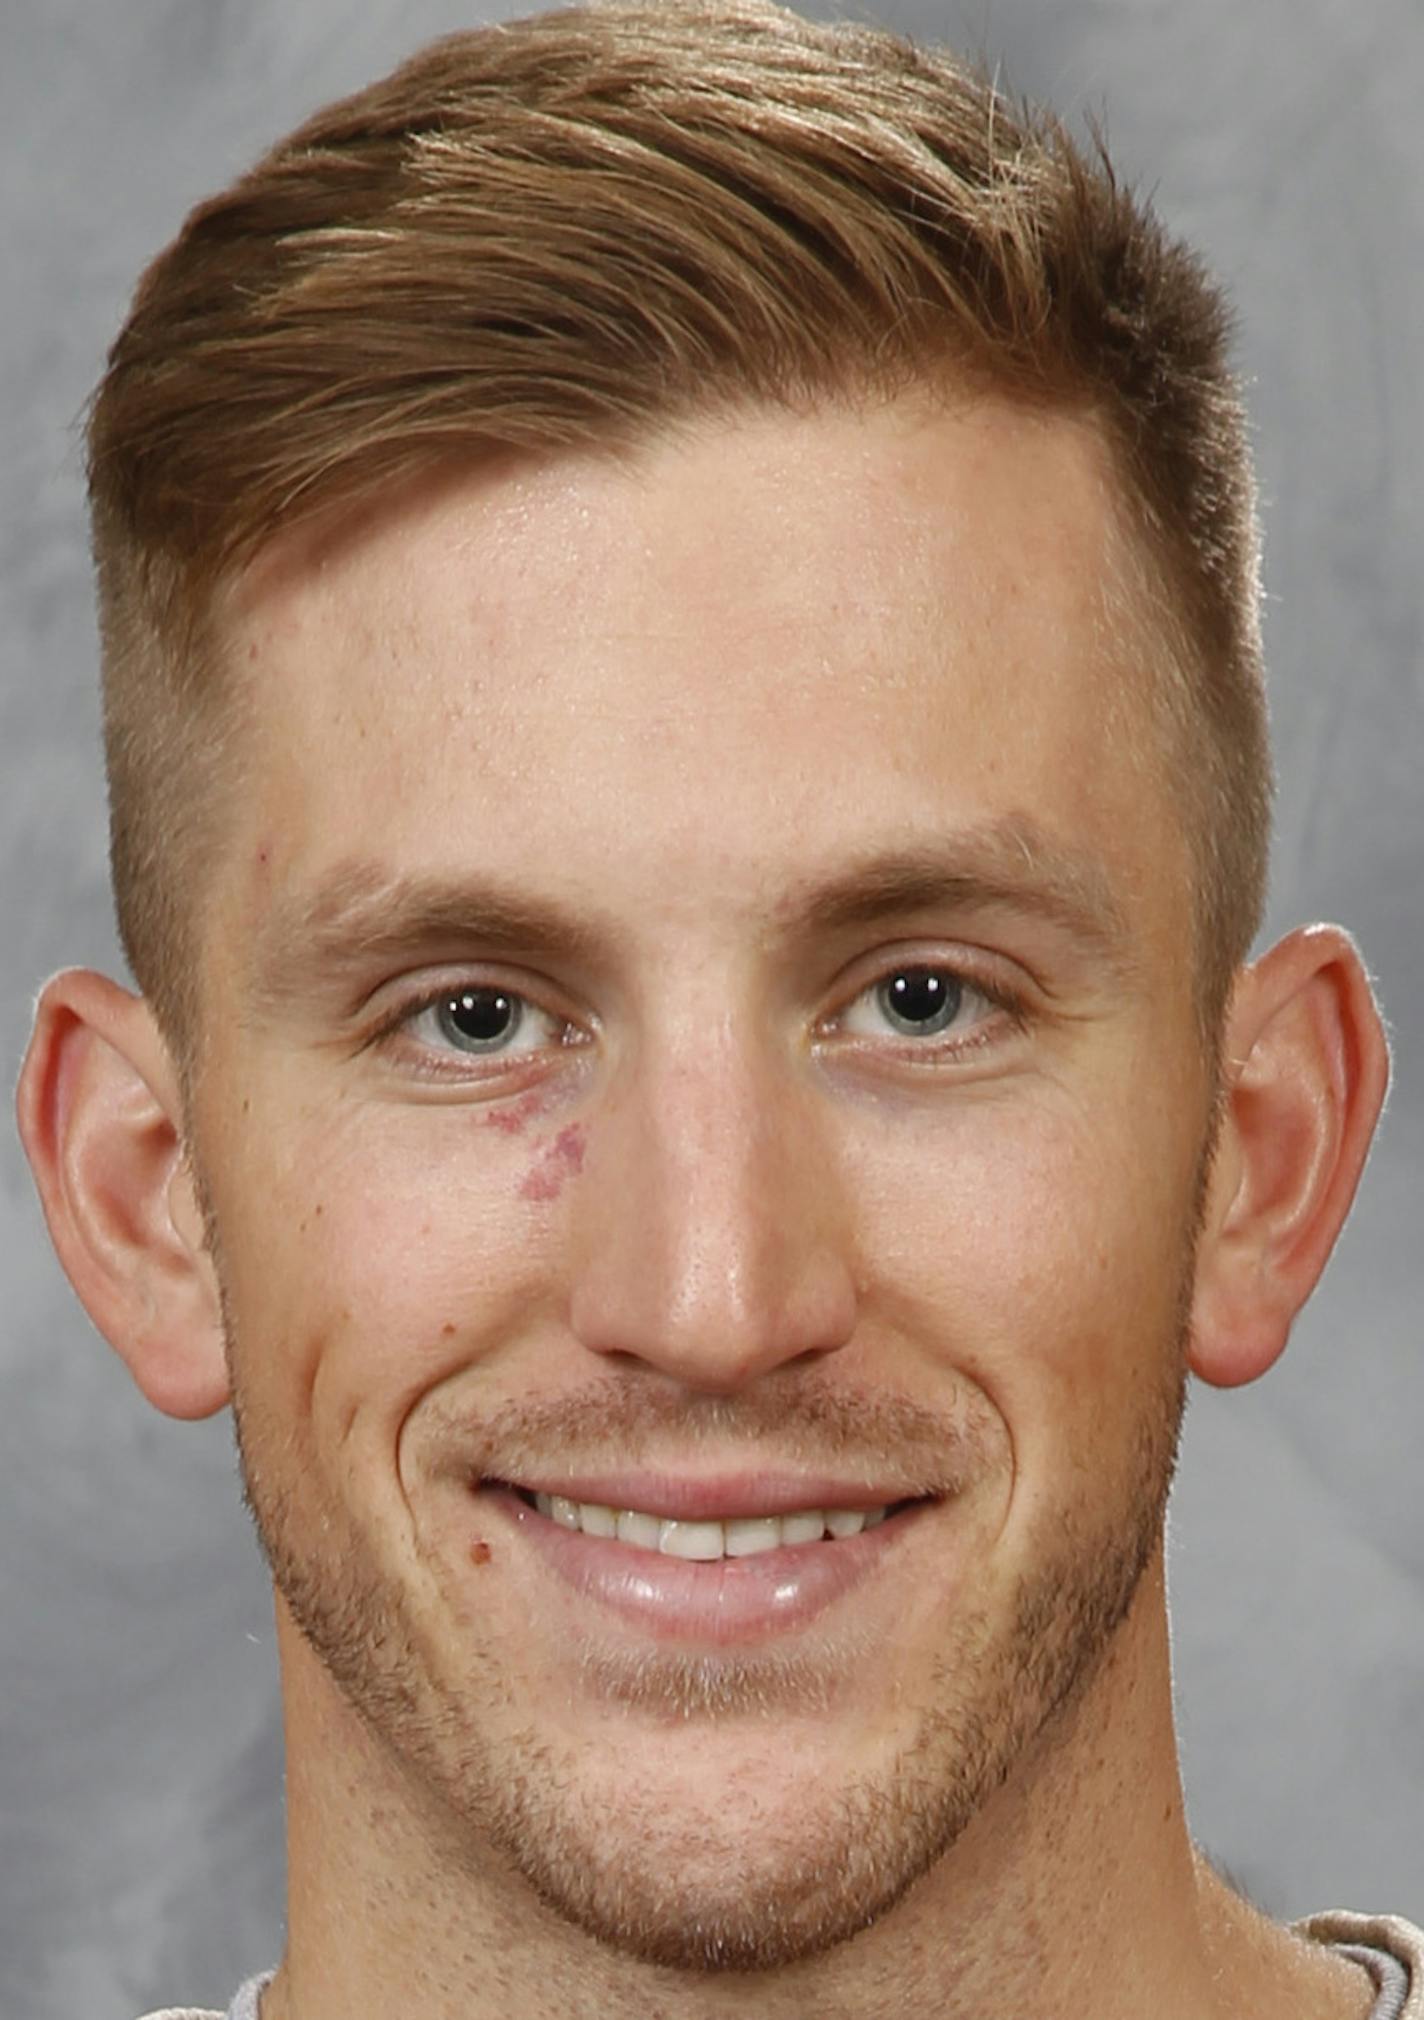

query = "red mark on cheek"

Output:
[[479, 1090, 544, 1136], [469, 1539, 493, 1566], [518, 1123, 587, 1202]]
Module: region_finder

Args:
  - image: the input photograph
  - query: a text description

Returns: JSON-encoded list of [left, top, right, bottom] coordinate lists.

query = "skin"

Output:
[[18, 394, 1389, 2020]]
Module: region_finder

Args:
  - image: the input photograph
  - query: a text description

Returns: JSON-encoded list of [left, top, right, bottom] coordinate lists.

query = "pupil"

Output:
[[882, 968, 960, 1032], [440, 989, 519, 1048]]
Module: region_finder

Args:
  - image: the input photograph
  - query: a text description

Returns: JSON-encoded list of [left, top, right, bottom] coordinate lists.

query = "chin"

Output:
[[488, 1763, 949, 1974]]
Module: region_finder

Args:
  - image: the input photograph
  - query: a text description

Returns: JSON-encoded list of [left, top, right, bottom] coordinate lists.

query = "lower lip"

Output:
[[472, 1485, 935, 1645]]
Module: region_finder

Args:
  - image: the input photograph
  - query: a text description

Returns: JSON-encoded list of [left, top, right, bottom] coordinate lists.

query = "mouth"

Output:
[[469, 1476, 942, 1644], [499, 1482, 924, 1560]]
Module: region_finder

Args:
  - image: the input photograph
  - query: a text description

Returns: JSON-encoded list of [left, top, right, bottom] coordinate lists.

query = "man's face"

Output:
[[190, 395, 1214, 1970]]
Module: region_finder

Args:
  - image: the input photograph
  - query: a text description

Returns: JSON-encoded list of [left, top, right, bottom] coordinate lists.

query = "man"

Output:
[[14, 2, 1419, 2015]]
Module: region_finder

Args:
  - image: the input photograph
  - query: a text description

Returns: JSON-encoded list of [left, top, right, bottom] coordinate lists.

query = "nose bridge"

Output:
[[566, 1011, 857, 1388]]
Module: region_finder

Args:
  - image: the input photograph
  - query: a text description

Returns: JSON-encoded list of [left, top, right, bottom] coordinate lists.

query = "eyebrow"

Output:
[[786, 816, 1131, 960], [249, 862, 608, 1014], [247, 811, 1135, 1014]]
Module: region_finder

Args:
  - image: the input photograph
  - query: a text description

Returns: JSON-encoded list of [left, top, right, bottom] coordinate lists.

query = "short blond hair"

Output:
[[88, 0, 1270, 1058]]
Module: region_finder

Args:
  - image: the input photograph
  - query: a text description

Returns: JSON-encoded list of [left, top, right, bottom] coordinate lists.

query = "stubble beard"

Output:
[[210, 1094, 1208, 1982], [223, 1300, 1190, 1979]]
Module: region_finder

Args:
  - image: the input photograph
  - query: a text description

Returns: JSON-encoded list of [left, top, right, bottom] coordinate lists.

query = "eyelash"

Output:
[[365, 960, 1028, 1082], [829, 967, 1026, 1062], [365, 985, 579, 1078]]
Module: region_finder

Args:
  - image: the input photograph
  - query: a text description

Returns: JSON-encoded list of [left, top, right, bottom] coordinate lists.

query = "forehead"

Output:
[[212, 394, 1187, 962]]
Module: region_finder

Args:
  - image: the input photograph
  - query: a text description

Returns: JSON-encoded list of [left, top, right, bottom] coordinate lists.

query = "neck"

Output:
[[260, 1557, 1372, 2020]]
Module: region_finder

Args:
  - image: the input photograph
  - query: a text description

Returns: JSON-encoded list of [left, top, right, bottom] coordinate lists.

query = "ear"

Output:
[[1188, 925, 1390, 1389], [15, 969, 230, 1420]]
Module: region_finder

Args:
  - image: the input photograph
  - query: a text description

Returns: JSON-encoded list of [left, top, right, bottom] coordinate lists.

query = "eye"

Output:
[[404, 985, 565, 1059], [836, 964, 1006, 1047]]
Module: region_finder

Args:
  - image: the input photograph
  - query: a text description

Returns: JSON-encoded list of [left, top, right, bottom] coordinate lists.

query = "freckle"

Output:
[[314, 1203, 323, 1217], [470, 1539, 492, 1565], [441, 1322, 456, 1338]]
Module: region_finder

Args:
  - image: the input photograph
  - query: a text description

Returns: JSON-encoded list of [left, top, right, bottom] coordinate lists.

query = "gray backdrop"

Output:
[[2, 2, 1420, 2016]]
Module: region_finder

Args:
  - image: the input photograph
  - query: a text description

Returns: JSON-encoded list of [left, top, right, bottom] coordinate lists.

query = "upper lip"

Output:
[[477, 1470, 933, 1521]]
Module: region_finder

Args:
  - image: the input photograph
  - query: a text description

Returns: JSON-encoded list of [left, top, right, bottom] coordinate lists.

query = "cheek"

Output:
[[518, 1122, 588, 1201], [205, 1100, 574, 1435], [848, 1089, 1196, 1444]]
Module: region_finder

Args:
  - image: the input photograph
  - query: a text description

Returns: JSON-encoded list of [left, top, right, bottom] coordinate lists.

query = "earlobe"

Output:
[[1188, 926, 1390, 1390], [15, 969, 231, 1420]]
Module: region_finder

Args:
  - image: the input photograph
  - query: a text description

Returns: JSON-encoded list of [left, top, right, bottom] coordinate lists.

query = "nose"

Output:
[[566, 1024, 858, 1392]]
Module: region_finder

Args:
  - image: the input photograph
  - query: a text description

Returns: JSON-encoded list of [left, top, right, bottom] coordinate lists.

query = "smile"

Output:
[[469, 1478, 940, 1644], [523, 1488, 903, 1559]]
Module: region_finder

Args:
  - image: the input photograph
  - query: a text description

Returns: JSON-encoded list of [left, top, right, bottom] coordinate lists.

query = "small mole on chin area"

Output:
[[470, 1539, 493, 1566]]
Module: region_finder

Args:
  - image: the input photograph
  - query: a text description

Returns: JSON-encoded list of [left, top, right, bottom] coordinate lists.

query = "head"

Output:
[[22, 0, 1388, 1990], [88, 0, 1270, 1077]]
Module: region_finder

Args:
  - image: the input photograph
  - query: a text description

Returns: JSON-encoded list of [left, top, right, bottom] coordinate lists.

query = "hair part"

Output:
[[87, 0, 1271, 1064]]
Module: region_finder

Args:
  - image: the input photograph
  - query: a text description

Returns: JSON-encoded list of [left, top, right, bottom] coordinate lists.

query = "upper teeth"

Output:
[[531, 1493, 890, 1559]]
